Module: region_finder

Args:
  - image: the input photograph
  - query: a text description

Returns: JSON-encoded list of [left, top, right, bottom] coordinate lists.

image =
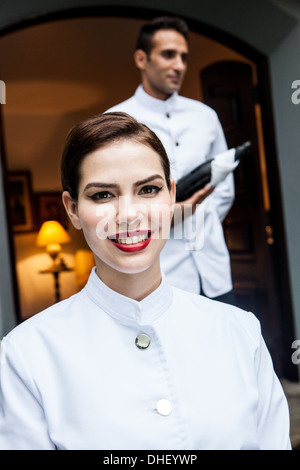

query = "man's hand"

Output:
[[173, 185, 214, 222]]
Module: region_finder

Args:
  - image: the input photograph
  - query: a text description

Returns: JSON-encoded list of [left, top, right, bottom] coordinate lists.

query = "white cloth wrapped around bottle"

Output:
[[175, 142, 251, 202], [209, 148, 240, 187]]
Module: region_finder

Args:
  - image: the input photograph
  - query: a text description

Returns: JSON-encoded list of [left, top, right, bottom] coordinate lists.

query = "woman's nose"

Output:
[[116, 196, 143, 227]]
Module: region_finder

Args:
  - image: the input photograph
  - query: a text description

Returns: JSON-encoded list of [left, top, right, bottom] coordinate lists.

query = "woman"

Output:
[[0, 113, 291, 450]]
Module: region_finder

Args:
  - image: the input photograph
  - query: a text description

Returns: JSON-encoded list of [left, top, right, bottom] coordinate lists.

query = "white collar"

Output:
[[135, 84, 178, 113], [83, 267, 173, 327]]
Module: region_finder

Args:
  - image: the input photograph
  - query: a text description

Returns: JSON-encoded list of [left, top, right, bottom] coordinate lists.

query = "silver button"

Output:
[[156, 399, 173, 416], [135, 333, 151, 349]]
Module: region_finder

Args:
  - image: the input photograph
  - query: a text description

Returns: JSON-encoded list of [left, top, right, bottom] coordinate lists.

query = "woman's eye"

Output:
[[88, 191, 114, 201], [140, 185, 163, 195]]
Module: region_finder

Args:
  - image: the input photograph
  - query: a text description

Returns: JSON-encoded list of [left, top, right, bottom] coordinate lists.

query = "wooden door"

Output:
[[201, 61, 292, 377]]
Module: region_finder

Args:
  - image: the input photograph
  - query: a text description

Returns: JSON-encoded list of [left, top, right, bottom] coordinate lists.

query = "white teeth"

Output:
[[115, 234, 148, 245]]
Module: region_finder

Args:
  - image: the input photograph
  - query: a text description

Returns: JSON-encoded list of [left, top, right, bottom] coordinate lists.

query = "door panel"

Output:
[[201, 61, 285, 376]]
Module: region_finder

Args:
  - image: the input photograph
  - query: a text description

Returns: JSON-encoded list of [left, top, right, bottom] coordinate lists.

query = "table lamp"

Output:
[[36, 220, 72, 302]]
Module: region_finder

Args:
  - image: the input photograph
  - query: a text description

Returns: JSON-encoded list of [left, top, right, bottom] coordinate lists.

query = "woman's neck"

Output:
[[95, 262, 162, 301]]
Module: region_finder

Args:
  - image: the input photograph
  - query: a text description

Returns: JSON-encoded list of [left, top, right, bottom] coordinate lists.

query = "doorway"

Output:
[[0, 11, 296, 378]]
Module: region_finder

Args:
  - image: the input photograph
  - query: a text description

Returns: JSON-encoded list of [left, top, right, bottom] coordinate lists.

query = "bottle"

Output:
[[175, 141, 252, 202]]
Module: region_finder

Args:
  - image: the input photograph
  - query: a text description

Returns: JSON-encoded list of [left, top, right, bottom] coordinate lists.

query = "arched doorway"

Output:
[[0, 7, 296, 379]]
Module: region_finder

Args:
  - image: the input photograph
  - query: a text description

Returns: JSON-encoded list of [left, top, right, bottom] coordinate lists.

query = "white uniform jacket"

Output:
[[0, 269, 291, 450], [107, 86, 234, 297]]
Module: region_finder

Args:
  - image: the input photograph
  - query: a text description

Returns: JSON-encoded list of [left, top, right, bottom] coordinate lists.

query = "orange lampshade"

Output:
[[36, 220, 71, 247], [37, 221, 72, 302]]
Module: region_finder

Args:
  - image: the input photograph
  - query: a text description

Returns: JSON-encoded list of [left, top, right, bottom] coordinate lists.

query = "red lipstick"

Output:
[[108, 231, 152, 253]]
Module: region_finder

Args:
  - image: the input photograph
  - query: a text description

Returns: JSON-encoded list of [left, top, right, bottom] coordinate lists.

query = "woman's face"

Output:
[[63, 139, 175, 277]]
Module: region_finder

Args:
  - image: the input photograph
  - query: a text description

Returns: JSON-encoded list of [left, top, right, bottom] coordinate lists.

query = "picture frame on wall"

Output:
[[35, 191, 68, 229], [7, 171, 34, 233]]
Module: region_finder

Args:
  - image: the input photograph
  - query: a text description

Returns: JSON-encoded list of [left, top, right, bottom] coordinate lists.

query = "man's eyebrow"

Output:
[[161, 48, 189, 55], [161, 48, 177, 54], [134, 175, 165, 186]]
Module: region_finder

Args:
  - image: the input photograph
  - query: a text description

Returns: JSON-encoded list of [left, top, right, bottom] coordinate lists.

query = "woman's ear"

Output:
[[169, 179, 176, 222], [170, 179, 176, 206], [62, 191, 82, 230]]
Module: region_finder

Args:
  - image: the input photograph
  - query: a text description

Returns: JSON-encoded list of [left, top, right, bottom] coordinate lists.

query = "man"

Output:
[[106, 16, 235, 303]]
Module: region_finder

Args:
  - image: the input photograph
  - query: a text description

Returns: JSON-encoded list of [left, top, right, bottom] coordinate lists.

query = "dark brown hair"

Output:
[[136, 16, 189, 57], [61, 112, 171, 200]]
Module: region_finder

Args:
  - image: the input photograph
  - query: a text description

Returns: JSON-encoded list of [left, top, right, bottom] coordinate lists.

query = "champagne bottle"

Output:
[[175, 141, 252, 202]]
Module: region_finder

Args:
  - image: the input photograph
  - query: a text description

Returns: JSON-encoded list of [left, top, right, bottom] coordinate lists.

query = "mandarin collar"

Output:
[[135, 85, 178, 114], [83, 267, 173, 327]]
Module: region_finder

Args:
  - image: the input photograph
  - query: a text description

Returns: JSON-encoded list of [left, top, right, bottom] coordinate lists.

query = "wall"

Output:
[[270, 2, 300, 343], [0, 0, 296, 54], [0, 160, 17, 334]]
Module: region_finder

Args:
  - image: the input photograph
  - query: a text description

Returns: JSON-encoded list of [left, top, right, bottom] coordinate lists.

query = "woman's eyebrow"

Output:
[[83, 182, 119, 191], [134, 175, 164, 187], [84, 175, 164, 191]]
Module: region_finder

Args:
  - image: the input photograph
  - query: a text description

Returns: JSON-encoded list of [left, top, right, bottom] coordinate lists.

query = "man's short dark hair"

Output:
[[136, 16, 189, 56]]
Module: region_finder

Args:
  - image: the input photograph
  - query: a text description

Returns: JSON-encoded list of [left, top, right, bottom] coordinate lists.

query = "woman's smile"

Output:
[[108, 229, 151, 245], [108, 230, 152, 252]]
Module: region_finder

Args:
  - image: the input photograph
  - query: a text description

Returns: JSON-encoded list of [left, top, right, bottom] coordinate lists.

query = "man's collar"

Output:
[[134, 85, 178, 112]]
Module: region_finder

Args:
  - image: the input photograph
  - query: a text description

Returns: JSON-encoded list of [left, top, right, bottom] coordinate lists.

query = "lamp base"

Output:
[[39, 258, 73, 303]]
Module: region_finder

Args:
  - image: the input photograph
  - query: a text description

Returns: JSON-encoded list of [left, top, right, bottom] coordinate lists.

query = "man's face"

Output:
[[137, 29, 189, 100]]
